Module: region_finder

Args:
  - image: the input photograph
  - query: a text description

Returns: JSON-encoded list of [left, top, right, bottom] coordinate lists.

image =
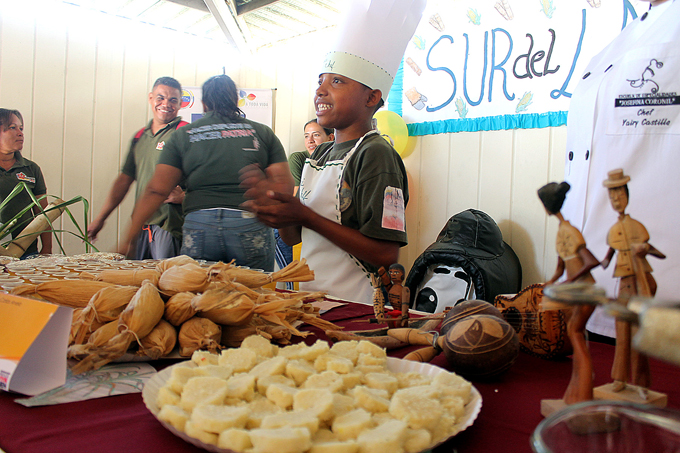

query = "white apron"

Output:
[[562, 0, 680, 336], [298, 132, 377, 304]]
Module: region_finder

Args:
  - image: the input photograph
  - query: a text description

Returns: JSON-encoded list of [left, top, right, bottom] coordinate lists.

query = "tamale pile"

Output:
[[1, 254, 341, 373]]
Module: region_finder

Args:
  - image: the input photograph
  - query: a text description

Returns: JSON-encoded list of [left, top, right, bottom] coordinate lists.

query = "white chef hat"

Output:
[[321, 0, 427, 100]]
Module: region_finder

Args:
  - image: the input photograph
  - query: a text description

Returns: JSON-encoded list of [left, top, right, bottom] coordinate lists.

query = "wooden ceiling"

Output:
[[66, 0, 341, 53]]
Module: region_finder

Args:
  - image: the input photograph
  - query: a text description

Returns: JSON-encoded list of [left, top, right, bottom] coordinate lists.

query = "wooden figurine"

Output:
[[600, 168, 665, 398], [326, 264, 436, 349], [538, 182, 600, 407], [373, 264, 411, 328]]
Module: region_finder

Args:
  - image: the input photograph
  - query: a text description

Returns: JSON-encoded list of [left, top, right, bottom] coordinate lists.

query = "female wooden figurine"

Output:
[[600, 169, 665, 396], [538, 181, 600, 404]]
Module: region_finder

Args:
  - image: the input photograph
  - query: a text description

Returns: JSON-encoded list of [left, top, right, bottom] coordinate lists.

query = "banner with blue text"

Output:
[[391, 0, 648, 135]]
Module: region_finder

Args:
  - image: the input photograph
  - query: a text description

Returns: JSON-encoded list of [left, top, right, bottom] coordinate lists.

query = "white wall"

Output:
[[0, 0, 564, 286]]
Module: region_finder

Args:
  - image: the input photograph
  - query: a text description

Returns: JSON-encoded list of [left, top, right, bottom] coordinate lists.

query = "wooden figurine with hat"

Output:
[[597, 168, 666, 403]]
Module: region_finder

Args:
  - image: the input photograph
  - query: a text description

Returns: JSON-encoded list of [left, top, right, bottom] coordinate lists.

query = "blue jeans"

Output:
[[181, 209, 275, 271], [274, 229, 294, 290], [135, 225, 181, 260]]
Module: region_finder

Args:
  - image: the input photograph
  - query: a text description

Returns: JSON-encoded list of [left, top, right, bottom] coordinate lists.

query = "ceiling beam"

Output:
[[203, 0, 252, 54], [164, 0, 210, 13], [236, 0, 279, 16]]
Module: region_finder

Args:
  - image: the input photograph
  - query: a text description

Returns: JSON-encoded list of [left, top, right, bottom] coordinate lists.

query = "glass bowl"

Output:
[[532, 400, 680, 453]]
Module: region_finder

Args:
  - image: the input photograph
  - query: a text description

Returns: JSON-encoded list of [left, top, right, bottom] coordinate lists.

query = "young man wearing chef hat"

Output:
[[241, 0, 427, 303]]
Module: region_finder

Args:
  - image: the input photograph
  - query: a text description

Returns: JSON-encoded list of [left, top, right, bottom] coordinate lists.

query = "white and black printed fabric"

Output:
[[405, 209, 522, 313]]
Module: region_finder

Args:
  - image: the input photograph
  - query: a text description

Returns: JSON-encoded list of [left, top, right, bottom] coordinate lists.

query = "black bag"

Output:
[[405, 209, 522, 313]]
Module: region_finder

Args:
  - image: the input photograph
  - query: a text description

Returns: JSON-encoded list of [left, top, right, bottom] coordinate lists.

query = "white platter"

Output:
[[142, 357, 482, 453]]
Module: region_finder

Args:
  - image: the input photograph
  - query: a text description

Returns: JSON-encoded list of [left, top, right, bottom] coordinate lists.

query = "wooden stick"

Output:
[[404, 346, 439, 362], [353, 314, 445, 323], [387, 328, 435, 346], [324, 330, 408, 350]]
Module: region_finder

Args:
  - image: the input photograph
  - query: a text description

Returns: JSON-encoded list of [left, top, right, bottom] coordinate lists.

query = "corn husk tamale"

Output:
[[3, 198, 65, 258], [137, 319, 177, 360], [296, 312, 345, 332], [158, 263, 210, 296], [191, 287, 255, 326], [220, 279, 264, 300], [71, 281, 165, 374], [11, 280, 117, 308], [69, 308, 83, 345], [163, 291, 197, 326], [67, 320, 120, 359], [208, 261, 272, 288], [221, 323, 292, 348], [115, 281, 165, 338], [69, 308, 105, 345], [269, 259, 315, 283], [155, 254, 199, 273], [94, 268, 161, 287], [208, 259, 315, 288], [178, 317, 221, 357], [257, 312, 310, 337], [253, 297, 303, 315], [71, 285, 139, 345]]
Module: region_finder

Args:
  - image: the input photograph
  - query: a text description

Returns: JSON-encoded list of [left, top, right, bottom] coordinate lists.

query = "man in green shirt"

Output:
[[88, 77, 187, 259]]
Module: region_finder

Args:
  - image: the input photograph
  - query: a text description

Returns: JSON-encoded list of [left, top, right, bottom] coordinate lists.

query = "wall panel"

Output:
[[0, 1, 36, 151], [31, 8, 67, 251], [511, 128, 551, 286], [399, 138, 422, 270], [61, 12, 97, 254], [90, 31, 125, 254], [116, 37, 152, 247], [413, 133, 452, 255], [478, 130, 514, 235]]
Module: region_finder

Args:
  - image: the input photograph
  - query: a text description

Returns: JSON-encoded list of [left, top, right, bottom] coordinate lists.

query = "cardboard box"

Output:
[[0, 293, 72, 395]]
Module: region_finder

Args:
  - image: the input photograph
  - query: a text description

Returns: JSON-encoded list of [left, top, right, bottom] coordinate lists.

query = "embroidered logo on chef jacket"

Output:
[[608, 51, 680, 136], [626, 58, 664, 94], [15, 172, 36, 184]]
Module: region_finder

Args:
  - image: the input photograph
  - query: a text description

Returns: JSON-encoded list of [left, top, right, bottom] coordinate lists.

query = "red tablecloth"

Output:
[[1, 302, 679, 453]]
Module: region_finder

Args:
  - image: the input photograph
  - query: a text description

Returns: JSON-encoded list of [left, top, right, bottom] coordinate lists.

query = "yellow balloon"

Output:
[[373, 110, 409, 156]]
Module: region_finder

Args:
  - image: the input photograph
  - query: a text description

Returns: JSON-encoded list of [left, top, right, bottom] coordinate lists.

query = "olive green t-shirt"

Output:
[[306, 133, 409, 272], [121, 116, 185, 239], [0, 153, 47, 255], [288, 150, 310, 186], [159, 112, 287, 214]]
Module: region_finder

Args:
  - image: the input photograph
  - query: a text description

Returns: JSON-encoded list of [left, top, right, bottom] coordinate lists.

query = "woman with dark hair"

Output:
[[0, 108, 51, 258], [119, 75, 291, 270], [288, 119, 334, 195], [538, 181, 600, 404]]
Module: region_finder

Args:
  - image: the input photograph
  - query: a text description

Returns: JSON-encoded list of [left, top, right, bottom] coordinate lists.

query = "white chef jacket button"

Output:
[[585, 150, 590, 160], [568, 151, 574, 161], [605, 64, 613, 72], [582, 72, 591, 79], [641, 12, 648, 21]]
